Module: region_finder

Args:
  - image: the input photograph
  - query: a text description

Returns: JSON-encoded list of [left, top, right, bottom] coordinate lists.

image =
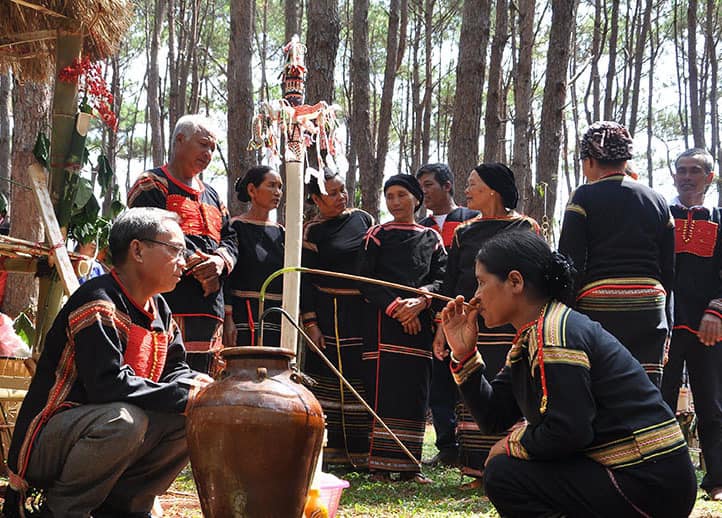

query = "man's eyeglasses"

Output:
[[141, 238, 194, 261]]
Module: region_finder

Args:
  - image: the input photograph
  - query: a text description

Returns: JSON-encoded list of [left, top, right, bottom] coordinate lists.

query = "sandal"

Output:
[[707, 487, 722, 501], [399, 471, 433, 484], [460, 476, 483, 490]]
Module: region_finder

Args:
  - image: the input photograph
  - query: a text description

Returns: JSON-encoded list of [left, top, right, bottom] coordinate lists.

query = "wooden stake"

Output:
[[27, 162, 79, 296]]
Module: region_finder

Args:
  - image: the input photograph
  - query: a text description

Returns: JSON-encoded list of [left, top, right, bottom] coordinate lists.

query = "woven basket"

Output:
[[0, 356, 33, 475]]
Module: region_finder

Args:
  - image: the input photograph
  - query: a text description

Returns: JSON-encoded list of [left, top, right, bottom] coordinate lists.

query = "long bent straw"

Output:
[[262, 306, 422, 469]]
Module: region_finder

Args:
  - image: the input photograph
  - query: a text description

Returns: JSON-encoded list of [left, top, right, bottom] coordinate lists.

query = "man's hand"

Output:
[[485, 436, 508, 467], [698, 313, 722, 346], [195, 373, 214, 386], [223, 316, 237, 347], [433, 325, 449, 361], [189, 252, 225, 296]]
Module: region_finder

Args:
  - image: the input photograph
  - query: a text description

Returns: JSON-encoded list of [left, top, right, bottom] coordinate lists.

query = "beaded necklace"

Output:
[[513, 302, 550, 415]]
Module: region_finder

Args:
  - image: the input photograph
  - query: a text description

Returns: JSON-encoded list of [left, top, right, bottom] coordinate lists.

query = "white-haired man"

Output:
[[128, 115, 238, 375]]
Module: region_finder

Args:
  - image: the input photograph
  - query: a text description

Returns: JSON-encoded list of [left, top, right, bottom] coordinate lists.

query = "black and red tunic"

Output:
[[669, 201, 722, 331], [7, 273, 204, 487], [128, 166, 238, 351], [418, 206, 479, 249]]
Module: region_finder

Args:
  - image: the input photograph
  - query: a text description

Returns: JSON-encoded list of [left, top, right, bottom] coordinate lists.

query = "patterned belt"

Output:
[[577, 277, 665, 312], [585, 419, 687, 469], [230, 290, 283, 302]]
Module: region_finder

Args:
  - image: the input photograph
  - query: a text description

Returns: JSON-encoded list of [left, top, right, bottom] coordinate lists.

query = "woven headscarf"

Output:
[[580, 121, 633, 162], [384, 174, 424, 210], [473, 163, 519, 209]]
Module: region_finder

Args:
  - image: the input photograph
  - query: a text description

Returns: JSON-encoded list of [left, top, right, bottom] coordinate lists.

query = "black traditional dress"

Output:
[[225, 218, 285, 347], [454, 301, 696, 517], [558, 172, 674, 386], [5, 272, 205, 514], [128, 166, 237, 374], [443, 214, 540, 476], [301, 208, 374, 467], [662, 199, 722, 492], [357, 222, 446, 473]]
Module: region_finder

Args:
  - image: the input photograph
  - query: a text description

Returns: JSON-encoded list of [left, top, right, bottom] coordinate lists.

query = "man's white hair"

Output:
[[170, 114, 219, 156]]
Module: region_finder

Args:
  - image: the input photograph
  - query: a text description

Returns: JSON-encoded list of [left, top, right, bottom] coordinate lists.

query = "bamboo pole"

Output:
[[34, 31, 82, 353], [279, 124, 304, 354]]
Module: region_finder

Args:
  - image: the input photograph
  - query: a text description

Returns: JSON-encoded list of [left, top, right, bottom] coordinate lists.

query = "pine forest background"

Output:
[[0, 0, 720, 316]]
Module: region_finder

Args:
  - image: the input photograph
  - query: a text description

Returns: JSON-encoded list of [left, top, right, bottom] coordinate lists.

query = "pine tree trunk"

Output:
[[483, 0, 509, 162], [350, 0, 374, 215], [447, 0, 490, 203], [688, 0, 705, 148], [513, 0, 534, 212], [627, 0, 653, 136], [0, 73, 10, 200], [584, 0, 603, 124], [371, 0, 403, 216], [227, 0, 255, 216], [706, 0, 719, 164], [3, 81, 51, 318], [285, 0, 303, 42], [421, 0, 434, 165], [149, 0, 167, 165], [306, 0, 340, 105], [603, 0, 619, 120], [528, 0, 577, 227], [167, 0, 179, 131]]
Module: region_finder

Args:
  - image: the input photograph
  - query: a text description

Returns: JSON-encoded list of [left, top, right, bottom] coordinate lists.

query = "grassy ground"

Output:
[[167, 426, 722, 517]]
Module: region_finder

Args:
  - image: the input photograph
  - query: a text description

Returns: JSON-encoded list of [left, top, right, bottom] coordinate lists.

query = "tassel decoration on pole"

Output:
[[248, 36, 347, 354]]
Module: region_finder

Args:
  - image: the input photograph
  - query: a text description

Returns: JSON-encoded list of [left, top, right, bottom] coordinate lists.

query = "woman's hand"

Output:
[[485, 436, 508, 467], [305, 324, 326, 350], [441, 295, 479, 360], [393, 297, 426, 323], [433, 325, 448, 361], [401, 316, 422, 335]]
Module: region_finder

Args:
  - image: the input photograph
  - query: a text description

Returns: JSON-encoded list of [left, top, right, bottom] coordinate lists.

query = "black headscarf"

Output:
[[473, 163, 519, 209], [384, 174, 424, 211]]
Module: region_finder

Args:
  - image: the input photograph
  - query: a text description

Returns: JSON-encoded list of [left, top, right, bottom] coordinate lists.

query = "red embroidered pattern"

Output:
[[125, 324, 168, 381], [428, 221, 464, 248], [166, 194, 222, 243], [674, 217, 717, 257]]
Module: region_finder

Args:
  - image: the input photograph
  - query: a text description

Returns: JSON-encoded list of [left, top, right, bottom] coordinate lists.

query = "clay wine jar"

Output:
[[187, 346, 325, 517]]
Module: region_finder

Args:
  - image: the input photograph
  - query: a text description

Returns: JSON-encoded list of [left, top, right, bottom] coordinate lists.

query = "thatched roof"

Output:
[[0, 0, 133, 82]]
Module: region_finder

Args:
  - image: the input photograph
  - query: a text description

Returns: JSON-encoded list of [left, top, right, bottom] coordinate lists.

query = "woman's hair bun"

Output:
[[544, 251, 576, 301], [235, 165, 273, 203], [234, 175, 251, 202]]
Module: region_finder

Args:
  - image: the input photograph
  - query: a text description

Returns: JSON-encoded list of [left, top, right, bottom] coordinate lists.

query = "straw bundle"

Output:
[[0, 0, 133, 82]]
